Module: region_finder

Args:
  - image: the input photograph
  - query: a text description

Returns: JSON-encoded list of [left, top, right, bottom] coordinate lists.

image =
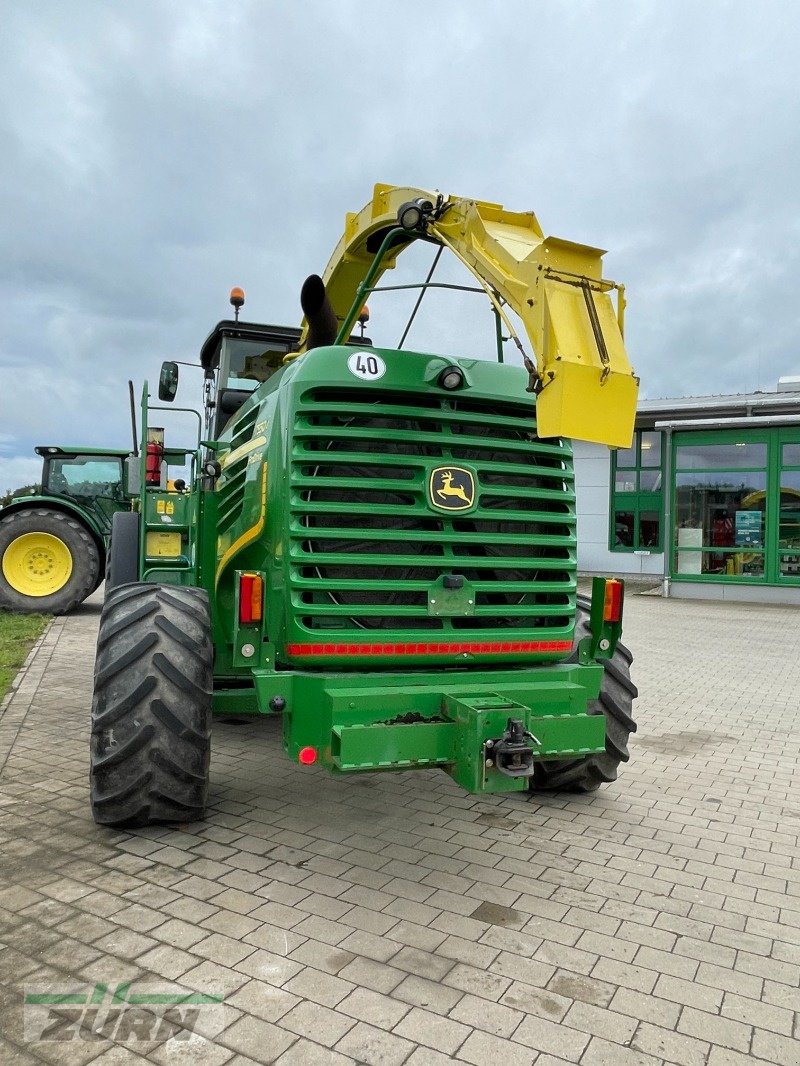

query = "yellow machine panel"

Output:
[[146, 531, 182, 558], [298, 185, 638, 449]]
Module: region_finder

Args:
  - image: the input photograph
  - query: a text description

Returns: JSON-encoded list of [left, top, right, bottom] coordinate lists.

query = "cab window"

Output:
[[46, 456, 124, 498]]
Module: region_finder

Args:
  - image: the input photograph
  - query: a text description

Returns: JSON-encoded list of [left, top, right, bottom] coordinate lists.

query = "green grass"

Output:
[[0, 613, 49, 703]]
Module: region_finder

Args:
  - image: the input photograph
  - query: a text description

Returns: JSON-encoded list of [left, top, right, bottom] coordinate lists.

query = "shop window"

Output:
[[779, 454, 800, 580], [675, 441, 767, 470], [673, 436, 768, 580], [610, 431, 664, 552]]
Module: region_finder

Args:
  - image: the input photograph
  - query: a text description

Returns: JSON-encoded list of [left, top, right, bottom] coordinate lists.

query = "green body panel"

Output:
[[246, 661, 604, 793], [0, 493, 121, 548], [209, 346, 577, 671], [136, 336, 621, 795]]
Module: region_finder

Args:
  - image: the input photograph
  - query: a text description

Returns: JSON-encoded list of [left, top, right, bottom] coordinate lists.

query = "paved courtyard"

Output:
[[0, 590, 798, 1065]]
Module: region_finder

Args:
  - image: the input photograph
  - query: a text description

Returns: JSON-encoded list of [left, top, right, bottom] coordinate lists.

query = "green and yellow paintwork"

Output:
[[293, 184, 637, 449], [133, 184, 633, 794]]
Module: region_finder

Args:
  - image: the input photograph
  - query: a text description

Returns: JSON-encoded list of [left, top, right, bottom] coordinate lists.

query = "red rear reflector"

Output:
[[239, 574, 263, 624], [287, 639, 573, 658], [298, 746, 317, 765], [603, 579, 623, 623]]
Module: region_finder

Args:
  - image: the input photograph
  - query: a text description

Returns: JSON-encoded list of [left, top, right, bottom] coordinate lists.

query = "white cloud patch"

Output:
[[2, 0, 800, 490], [0, 456, 43, 496]]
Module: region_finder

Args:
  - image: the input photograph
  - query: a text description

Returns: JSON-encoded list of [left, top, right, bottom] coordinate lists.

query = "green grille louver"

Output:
[[288, 388, 576, 647], [216, 406, 258, 535]]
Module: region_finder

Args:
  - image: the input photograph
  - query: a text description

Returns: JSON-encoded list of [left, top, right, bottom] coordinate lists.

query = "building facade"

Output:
[[575, 383, 800, 604]]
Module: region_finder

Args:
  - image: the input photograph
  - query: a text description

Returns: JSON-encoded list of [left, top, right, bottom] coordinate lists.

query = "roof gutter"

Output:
[[643, 394, 800, 417], [654, 414, 800, 431]]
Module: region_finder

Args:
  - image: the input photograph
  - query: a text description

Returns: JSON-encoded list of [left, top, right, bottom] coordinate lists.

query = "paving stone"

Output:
[[136, 944, 199, 980], [581, 1037, 664, 1066], [513, 1013, 591, 1061], [547, 969, 616, 1007], [449, 992, 522, 1037], [338, 986, 411, 1030], [219, 1013, 297, 1060], [283, 966, 355, 1008], [403, 1049, 458, 1066], [631, 1022, 710, 1066], [390, 946, 455, 982], [500, 980, 571, 1022], [653, 973, 724, 1012], [335, 1020, 415, 1065], [275, 1039, 354, 1065], [561, 1000, 638, 1045], [393, 1006, 470, 1055], [750, 1028, 800, 1066], [4, 582, 800, 1066], [154, 918, 209, 949], [149, 1038, 235, 1066], [608, 986, 681, 1029], [337, 929, 401, 963], [336, 958, 406, 995], [458, 1028, 538, 1065], [677, 1006, 751, 1053], [281, 1000, 357, 1047]]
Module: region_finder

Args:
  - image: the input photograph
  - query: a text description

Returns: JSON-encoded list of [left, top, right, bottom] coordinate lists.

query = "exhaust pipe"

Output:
[[301, 274, 338, 350]]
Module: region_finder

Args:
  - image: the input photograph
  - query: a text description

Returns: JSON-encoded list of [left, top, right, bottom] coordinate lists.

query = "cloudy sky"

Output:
[[2, 0, 799, 492]]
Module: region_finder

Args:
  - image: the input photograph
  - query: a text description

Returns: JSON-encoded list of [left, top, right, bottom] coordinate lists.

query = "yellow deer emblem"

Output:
[[428, 466, 475, 511]]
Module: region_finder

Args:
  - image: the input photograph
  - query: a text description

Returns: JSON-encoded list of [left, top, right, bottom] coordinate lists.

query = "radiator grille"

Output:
[[216, 406, 258, 535], [289, 388, 576, 639]]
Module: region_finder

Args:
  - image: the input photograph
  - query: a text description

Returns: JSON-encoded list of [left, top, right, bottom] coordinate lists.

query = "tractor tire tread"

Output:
[[90, 583, 212, 827], [531, 604, 637, 795]]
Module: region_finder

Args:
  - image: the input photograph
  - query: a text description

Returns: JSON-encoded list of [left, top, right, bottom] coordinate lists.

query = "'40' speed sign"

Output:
[[347, 352, 386, 381]]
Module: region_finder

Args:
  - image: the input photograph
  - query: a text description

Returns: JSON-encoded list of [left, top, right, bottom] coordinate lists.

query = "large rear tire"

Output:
[[0, 508, 99, 614], [531, 599, 637, 793], [90, 583, 213, 827]]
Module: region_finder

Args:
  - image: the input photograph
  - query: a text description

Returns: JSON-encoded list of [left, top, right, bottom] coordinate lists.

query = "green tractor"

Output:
[[90, 184, 639, 826], [0, 446, 134, 614]]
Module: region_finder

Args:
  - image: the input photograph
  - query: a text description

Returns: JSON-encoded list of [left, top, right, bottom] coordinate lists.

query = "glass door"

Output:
[[774, 431, 800, 584], [671, 431, 769, 582]]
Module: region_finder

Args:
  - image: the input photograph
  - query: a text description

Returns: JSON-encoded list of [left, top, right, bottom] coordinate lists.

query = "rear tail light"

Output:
[[298, 746, 317, 765], [239, 574, 263, 624], [603, 579, 623, 623]]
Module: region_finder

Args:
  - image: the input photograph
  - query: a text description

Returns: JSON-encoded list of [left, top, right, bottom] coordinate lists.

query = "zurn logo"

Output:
[[24, 982, 225, 1043]]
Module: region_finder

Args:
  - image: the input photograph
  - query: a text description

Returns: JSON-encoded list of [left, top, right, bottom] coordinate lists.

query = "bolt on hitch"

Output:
[[484, 717, 540, 778]]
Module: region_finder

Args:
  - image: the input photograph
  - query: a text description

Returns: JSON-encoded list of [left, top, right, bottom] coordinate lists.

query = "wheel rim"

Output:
[[1, 532, 73, 597]]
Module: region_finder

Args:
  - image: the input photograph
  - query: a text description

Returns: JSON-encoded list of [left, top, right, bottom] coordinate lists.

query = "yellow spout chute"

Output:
[[298, 184, 638, 449]]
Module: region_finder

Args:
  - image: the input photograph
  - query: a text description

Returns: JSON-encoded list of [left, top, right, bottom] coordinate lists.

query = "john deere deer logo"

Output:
[[428, 466, 476, 511]]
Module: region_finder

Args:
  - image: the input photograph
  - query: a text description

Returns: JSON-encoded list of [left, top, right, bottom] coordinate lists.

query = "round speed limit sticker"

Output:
[[347, 351, 386, 381]]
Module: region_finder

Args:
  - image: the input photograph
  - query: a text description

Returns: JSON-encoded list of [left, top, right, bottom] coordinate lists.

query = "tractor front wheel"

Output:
[[90, 583, 213, 827], [530, 599, 638, 793], [0, 508, 99, 614]]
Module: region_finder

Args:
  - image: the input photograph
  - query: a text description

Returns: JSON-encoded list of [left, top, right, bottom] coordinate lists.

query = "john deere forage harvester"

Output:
[[90, 184, 639, 826]]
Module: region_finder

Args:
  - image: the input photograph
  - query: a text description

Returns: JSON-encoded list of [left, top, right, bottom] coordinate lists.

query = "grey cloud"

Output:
[[2, 0, 800, 489]]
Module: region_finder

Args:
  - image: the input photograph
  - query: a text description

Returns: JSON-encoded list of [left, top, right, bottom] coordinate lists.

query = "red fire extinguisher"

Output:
[[145, 428, 164, 487]]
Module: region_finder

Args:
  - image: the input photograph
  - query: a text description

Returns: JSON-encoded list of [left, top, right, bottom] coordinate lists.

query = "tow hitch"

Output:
[[484, 718, 540, 778]]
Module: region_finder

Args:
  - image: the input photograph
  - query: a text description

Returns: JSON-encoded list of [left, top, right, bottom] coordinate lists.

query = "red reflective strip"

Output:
[[603, 579, 623, 623], [239, 574, 255, 624], [287, 640, 573, 657]]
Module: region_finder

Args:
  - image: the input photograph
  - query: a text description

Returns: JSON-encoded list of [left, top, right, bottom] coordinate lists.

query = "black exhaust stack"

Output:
[[301, 274, 339, 350]]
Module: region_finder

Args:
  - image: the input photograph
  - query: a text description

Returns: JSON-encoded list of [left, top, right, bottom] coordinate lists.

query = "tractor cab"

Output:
[[198, 318, 302, 437], [158, 287, 374, 439], [35, 446, 132, 529]]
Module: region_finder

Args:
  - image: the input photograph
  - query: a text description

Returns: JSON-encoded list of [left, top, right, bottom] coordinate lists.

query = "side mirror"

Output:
[[158, 361, 179, 402]]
